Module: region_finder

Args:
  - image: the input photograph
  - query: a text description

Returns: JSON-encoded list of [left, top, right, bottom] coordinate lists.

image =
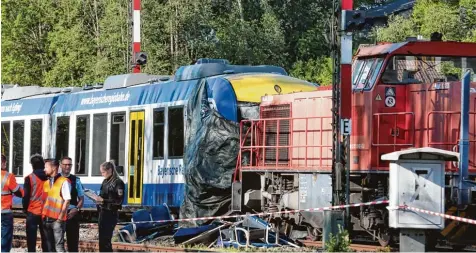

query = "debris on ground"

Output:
[[115, 207, 314, 251]]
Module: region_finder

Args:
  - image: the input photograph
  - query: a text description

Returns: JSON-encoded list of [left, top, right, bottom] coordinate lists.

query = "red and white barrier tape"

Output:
[[88, 200, 388, 226], [400, 206, 476, 225]]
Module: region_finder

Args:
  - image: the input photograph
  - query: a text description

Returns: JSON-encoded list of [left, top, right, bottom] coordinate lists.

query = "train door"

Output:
[[372, 56, 415, 168], [128, 111, 145, 204]]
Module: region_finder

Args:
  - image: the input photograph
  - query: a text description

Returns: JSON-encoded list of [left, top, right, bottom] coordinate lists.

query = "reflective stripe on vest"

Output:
[[27, 173, 45, 215], [42, 176, 69, 221], [1, 171, 13, 212], [1, 171, 11, 195]]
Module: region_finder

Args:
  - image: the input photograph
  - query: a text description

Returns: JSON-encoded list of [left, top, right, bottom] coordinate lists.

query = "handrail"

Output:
[[426, 111, 476, 146], [234, 120, 256, 181], [238, 116, 332, 171]]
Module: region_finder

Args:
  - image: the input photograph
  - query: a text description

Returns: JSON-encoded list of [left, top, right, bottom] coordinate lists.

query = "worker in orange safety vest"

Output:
[[23, 154, 48, 252], [1, 154, 24, 252], [42, 159, 71, 253]]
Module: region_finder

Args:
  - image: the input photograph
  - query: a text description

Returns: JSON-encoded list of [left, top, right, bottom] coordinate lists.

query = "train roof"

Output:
[[1, 60, 318, 121], [0, 78, 233, 118], [355, 41, 476, 58], [225, 73, 318, 103]]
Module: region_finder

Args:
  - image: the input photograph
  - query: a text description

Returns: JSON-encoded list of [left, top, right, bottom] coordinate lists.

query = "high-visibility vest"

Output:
[[27, 173, 46, 215], [1, 170, 20, 213], [42, 176, 70, 221]]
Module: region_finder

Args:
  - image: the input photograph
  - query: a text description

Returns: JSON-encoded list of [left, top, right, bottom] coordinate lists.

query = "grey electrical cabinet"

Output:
[[381, 147, 459, 230]]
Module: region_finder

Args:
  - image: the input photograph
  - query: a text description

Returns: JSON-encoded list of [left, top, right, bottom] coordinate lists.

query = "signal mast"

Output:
[[331, 0, 353, 206], [131, 0, 147, 73]]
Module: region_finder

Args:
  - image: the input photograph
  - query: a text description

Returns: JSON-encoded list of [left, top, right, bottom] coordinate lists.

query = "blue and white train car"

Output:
[[1, 60, 318, 210]]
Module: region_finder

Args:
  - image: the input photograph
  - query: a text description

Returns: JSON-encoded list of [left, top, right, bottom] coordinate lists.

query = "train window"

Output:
[[153, 109, 165, 159], [30, 120, 43, 157], [110, 112, 126, 175], [381, 56, 476, 84], [75, 115, 90, 175], [12, 120, 24, 176], [352, 60, 364, 84], [168, 107, 184, 158], [352, 58, 384, 91], [1, 122, 10, 166], [56, 116, 70, 160], [92, 114, 107, 176], [368, 58, 384, 88]]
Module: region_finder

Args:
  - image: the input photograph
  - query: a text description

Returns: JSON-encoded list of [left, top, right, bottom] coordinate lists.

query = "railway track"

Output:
[[299, 239, 389, 252], [12, 235, 213, 252], [13, 234, 389, 252]]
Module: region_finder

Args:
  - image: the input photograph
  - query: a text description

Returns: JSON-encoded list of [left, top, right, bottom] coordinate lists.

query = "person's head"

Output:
[[30, 154, 45, 171], [100, 161, 117, 179], [61, 157, 73, 175], [1, 154, 6, 170], [44, 159, 60, 177]]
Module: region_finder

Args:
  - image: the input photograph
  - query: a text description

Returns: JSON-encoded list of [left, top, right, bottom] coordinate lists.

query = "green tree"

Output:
[[210, 0, 287, 66], [141, 0, 172, 74], [374, 0, 476, 43], [374, 15, 417, 42], [44, 0, 98, 87], [94, 0, 131, 79], [1, 0, 54, 86], [268, 0, 332, 68], [290, 57, 333, 85]]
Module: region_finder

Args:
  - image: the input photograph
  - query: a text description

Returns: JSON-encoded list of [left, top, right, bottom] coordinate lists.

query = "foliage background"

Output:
[[2, 0, 475, 87]]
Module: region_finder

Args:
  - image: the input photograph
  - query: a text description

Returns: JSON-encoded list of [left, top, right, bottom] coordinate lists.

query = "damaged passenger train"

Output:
[[1, 60, 318, 210]]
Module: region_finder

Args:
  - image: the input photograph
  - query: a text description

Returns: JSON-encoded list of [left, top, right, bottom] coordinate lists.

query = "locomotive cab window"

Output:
[[352, 57, 384, 91], [381, 56, 476, 84]]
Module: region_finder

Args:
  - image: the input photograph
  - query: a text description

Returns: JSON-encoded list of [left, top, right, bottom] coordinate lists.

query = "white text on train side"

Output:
[[80, 92, 131, 106], [157, 165, 184, 178], [1, 102, 23, 114]]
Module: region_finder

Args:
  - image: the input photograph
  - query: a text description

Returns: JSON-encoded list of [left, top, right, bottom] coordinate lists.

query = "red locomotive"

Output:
[[234, 40, 476, 246]]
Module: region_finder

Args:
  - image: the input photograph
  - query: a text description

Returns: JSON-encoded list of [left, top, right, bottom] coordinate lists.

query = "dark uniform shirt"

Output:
[[98, 176, 125, 212]]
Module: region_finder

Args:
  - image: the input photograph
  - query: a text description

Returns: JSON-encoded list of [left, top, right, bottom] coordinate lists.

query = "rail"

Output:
[[299, 240, 392, 252], [237, 116, 332, 173], [12, 235, 212, 252]]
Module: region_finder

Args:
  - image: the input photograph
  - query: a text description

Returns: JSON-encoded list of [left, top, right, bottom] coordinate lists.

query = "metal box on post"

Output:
[[381, 147, 459, 252]]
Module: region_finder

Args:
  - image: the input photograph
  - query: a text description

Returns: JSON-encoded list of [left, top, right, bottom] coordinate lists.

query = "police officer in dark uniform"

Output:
[[96, 161, 125, 252]]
